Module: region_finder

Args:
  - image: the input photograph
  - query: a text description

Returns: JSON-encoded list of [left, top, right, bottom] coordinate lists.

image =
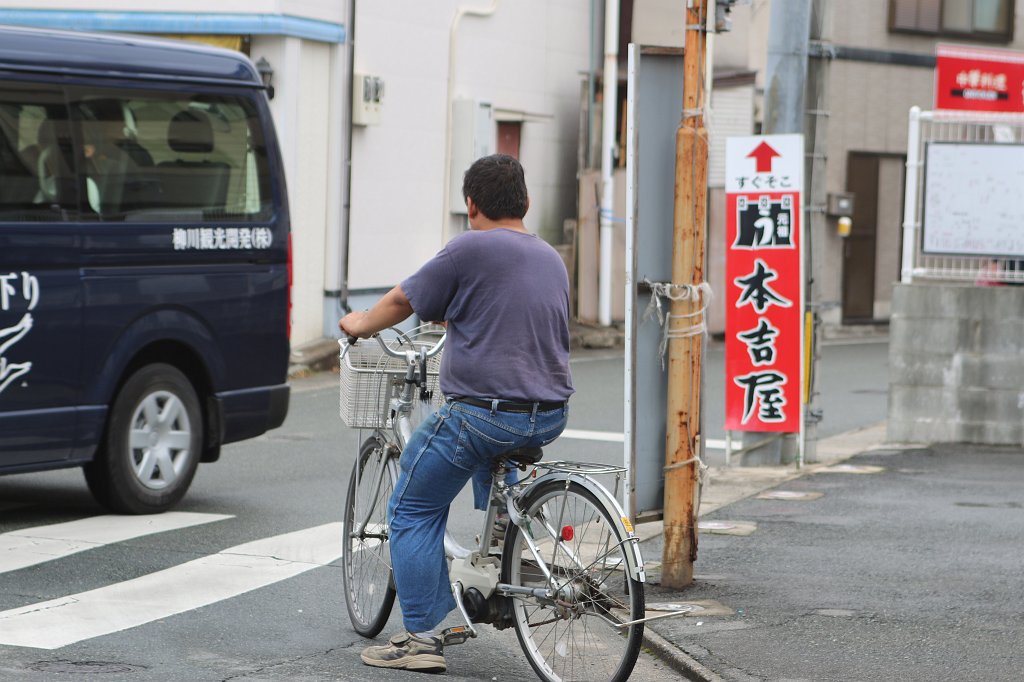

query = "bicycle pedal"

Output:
[[441, 626, 475, 646]]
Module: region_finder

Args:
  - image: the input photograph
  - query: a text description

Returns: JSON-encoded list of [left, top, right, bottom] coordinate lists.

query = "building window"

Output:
[[890, 0, 1013, 41]]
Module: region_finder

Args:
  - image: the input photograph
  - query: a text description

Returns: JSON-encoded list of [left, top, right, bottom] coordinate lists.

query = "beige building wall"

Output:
[[817, 0, 1024, 322], [819, 59, 933, 313], [831, 0, 1024, 53], [631, 0, 685, 47], [706, 0, 1024, 326]]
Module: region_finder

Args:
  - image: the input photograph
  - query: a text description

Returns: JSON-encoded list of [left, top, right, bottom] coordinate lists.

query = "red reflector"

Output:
[[561, 525, 574, 542]]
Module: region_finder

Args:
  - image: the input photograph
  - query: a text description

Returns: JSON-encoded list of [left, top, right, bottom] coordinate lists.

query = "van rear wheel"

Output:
[[84, 364, 202, 514]]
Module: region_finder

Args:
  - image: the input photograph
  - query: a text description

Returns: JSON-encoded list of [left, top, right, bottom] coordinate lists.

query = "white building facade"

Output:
[[345, 2, 593, 315], [1, 1, 594, 348]]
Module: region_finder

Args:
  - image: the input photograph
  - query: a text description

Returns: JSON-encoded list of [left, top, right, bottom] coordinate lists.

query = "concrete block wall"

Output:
[[888, 283, 1024, 445]]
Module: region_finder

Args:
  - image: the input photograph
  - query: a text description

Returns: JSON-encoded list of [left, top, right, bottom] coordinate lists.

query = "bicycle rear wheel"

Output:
[[342, 436, 398, 637], [501, 480, 644, 682]]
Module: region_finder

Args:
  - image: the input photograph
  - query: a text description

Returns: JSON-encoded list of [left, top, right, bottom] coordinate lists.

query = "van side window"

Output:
[[0, 84, 74, 222], [68, 90, 272, 222]]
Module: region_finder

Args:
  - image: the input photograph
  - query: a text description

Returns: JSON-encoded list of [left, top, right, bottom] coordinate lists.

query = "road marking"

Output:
[[0, 512, 233, 576], [561, 429, 624, 443], [561, 429, 729, 451], [0, 523, 342, 650]]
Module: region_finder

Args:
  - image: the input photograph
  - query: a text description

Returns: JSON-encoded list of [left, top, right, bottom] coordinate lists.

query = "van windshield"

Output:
[[68, 89, 273, 223]]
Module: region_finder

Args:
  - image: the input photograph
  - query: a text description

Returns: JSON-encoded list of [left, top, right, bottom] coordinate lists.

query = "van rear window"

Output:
[[0, 84, 72, 222], [0, 82, 273, 224], [68, 89, 273, 223]]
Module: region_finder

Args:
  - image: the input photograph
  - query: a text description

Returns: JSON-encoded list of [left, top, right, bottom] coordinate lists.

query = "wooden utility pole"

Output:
[[661, 0, 709, 589]]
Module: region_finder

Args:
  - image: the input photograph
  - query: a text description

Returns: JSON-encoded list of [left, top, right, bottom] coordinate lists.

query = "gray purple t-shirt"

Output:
[[401, 228, 574, 403]]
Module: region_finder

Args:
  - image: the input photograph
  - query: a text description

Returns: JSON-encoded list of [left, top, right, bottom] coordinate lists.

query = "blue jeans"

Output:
[[387, 399, 569, 634]]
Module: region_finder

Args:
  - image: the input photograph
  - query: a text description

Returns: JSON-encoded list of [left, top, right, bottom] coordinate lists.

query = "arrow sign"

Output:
[[747, 141, 781, 173]]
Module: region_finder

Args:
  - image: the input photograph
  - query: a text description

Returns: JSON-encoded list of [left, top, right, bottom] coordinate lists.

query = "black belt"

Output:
[[455, 397, 566, 414]]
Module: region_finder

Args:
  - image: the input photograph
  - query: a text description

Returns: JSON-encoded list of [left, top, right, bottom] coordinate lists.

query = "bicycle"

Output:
[[339, 326, 647, 682]]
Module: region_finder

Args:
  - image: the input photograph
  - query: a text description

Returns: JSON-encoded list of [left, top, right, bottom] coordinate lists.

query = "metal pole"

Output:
[[902, 106, 922, 284], [598, 0, 620, 326], [761, 0, 813, 465], [763, 0, 812, 135], [800, 0, 832, 464]]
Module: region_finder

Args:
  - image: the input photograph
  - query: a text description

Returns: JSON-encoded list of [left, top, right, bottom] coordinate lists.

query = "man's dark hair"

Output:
[[462, 154, 528, 220]]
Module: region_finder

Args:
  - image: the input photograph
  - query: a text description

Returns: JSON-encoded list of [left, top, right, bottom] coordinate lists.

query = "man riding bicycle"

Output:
[[339, 154, 574, 673]]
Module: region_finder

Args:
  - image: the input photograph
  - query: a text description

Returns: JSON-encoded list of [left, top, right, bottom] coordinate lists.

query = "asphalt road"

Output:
[[0, 349, 701, 682], [642, 443, 1024, 681], [0, 340, 888, 681]]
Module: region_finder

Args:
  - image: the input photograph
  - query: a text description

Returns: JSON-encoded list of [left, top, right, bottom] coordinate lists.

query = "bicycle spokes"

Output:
[[502, 480, 644, 682]]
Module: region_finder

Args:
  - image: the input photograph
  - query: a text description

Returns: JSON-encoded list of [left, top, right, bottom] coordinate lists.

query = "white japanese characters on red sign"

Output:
[[724, 134, 804, 433]]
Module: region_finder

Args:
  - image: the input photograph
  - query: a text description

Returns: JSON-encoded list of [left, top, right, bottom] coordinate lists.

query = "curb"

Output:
[[288, 338, 341, 379], [643, 627, 723, 682]]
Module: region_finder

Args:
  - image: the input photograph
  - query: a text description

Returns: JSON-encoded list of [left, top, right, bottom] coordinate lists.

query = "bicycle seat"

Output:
[[502, 447, 543, 467]]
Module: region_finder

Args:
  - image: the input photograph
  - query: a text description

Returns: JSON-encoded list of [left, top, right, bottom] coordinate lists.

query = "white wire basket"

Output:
[[339, 326, 445, 429]]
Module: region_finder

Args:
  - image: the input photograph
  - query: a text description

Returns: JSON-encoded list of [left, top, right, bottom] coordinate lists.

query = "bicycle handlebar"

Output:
[[345, 327, 446, 363]]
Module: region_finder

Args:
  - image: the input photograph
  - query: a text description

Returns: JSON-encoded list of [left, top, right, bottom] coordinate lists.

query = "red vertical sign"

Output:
[[724, 135, 804, 433]]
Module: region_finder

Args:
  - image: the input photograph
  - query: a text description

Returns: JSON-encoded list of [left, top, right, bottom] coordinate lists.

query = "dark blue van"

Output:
[[0, 25, 290, 513]]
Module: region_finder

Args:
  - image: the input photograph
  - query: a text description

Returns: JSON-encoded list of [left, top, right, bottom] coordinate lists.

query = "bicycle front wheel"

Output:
[[342, 436, 398, 637], [501, 480, 645, 682]]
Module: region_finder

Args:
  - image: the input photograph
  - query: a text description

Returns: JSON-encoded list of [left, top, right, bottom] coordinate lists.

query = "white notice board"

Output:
[[923, 142, 1024, 257]]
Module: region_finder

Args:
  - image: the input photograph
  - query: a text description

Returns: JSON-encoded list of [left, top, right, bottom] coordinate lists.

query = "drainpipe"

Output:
[[598, 0, 618, 327], [324, 0, 356, 336], [340, 0, 356, 315], [442, 1, 500, 243]]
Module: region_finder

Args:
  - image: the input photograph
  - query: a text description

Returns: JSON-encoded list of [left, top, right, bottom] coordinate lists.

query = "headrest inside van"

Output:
[[167, 110, 214, 154]]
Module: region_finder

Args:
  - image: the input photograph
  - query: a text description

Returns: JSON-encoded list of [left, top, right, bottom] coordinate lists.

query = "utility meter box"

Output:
[[827, 192, 855, 216], [449, 99, 495, 214], [353, 72, 384, 126]]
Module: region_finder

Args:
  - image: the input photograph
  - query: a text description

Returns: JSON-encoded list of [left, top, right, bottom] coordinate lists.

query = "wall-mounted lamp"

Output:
[[255, 57, 275, 100]]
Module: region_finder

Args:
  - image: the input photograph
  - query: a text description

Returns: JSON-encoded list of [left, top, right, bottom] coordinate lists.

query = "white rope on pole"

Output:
[[641, 279, 713, 366]]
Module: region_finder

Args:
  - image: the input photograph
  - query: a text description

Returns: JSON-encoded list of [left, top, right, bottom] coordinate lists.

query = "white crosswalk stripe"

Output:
[[0, 522, 343, 650], [0, 512, 233, 575]]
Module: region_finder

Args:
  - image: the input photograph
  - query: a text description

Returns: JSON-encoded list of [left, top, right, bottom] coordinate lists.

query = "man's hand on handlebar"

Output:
[[338, 285, 415, 344], [339, 311, 370, 341]]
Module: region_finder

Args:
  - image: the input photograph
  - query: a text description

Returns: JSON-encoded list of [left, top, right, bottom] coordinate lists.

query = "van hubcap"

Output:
[[128, 390, 192, 491]]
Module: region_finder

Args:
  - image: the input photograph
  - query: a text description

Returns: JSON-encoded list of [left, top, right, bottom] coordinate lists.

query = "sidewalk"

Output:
[[287, 321, 625, 378], [634, 424, 1024, 681]]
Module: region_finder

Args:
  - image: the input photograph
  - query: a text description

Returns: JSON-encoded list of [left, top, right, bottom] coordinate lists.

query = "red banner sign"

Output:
[[724, 135, 804, 433], [935, 44, 1024, 113]]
